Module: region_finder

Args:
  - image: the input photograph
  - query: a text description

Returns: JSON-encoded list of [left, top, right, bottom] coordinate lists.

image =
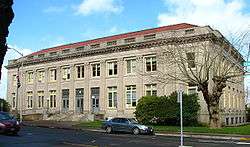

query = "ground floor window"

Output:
[[145, 84, 157, 96], [231, 117, 234, 125], [49, 90, 56, 108], [108, 86, 117, 108], [62, 89, 69, 110], [126, 85, 136, 107], [38, 91, 44, 108], [27, 91, 33, 108], [12, 93, 16, 108]]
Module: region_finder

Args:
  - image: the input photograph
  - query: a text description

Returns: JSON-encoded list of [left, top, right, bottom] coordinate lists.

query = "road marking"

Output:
[[240, 138, 250, 141], [63, 142, 98, 147], [236, 142, 250, 145]]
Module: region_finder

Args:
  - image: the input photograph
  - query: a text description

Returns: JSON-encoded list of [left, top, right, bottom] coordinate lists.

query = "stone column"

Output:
[[84, 62, 90, 113], [136, 56, 144, 100], [117, 58, 124, 115], [100, 60, 106, 113], [69, 64, 75, 113], [56, 66, 61, 113]]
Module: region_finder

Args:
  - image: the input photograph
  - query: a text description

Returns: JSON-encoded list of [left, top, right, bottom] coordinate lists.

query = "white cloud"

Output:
[[75, 0, 123, 16], [158, 0, 250, 36], [0, 45, 33, 99]]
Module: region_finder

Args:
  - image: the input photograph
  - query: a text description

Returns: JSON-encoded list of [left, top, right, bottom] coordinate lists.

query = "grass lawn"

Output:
[[74, 121, 250, 135]]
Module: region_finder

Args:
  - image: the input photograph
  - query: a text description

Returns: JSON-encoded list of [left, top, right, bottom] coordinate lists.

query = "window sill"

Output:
[[107, 107, 118, 110]]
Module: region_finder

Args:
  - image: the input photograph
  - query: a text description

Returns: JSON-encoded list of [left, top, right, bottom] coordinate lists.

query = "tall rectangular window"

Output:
[[49, 90, 56, 108], [107, 61, 117, 76], [92, 63, 100, 77], [38, 70, 45, 83], [146, 57, 156, 72], [187, 86, 198, 94], [108, 87, 117, 108], [12, 93, 16, 108], [186, 52, 195, 68], [26, 71, 34, 84], [126, 59, 136, 74], [126, 85, 136, 107], [27, 91, 33, 108], [145, 84, 157, 96], [49, 69, 57, 82], [62, 89, 69, 109], [76, 65, 84, 79], [12, 75, 17, 86], [62, 67, 70, 80], [38, 91, 44, 108]]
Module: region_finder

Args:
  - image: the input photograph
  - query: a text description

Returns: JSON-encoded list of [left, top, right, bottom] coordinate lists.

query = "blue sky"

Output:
[[1, 0, 250, 99]]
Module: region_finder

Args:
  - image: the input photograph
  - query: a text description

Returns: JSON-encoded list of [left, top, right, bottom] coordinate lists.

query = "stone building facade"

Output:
[[6, 23, 246, 125]]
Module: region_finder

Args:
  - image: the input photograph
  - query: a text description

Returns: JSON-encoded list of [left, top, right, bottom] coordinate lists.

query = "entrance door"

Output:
[[91, 87, 100, 113], [75, 88, 84, 113], [62, 89, 69, 113]]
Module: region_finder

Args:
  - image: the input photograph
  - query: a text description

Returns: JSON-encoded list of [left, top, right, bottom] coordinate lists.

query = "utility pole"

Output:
[[177, 85, 184, 147]]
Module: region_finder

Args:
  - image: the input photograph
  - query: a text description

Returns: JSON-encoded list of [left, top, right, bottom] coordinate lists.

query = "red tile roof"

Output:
[[30, 23, 197, 56]]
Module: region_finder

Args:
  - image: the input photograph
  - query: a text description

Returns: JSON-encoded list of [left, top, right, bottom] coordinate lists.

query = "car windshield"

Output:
[[128, 118, 138, 124], [0, 113, 12, 120]]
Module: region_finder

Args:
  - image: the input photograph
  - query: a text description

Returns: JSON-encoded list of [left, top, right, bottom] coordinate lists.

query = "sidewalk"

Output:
[[22, 120, 250, 142]]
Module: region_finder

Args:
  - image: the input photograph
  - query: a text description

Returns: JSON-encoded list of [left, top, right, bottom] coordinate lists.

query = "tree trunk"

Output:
[[208, 103, 221, 128]]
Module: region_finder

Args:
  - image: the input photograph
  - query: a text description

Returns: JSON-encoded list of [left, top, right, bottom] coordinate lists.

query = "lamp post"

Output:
[[7, 46, 24, 122]]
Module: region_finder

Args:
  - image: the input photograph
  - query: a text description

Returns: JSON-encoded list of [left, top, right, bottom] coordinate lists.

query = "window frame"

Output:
[[145, 56, 157, 72], [107, 61, 118, 76], [76, 64, 84, 79], [62, 66, 71, 81], [145, 84, 157, 96], [126, 58, 136, 74], [107, 86, 117, 108], [126, 85, 137, 108], [92, 63, 101, 77]]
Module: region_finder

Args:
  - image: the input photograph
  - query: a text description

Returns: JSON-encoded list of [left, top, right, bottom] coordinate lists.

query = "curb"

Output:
[[23, 123, 249, 141]]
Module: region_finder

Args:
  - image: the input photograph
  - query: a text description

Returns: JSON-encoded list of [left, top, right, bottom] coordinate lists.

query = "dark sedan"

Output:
[[102, 117, 154, 135], [0, 112, 20, 135]]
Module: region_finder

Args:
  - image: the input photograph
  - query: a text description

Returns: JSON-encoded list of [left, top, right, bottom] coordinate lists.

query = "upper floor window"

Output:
[[50, 52, 57, 56], [144, 34, 156, 40], [126, 85, 137, 107], [126, 59, 136, 74], [62, 49, 70, 54], [38, 54, 45, 58], [124, 38, 136, 43], [145, 84, 157, 96], [146, 57, 156, 72], [108, 86, 117, 108], [187, 86, 198, 94], [37, 70, 45, 83], [90, 44, 100, 49], [26, 71, 34, 84], [49, 69, 57, 82], [107, 40, 117, 46], [107, 61, 117, 76], [186, 52, 195, 68], [27, 91, 33, 108], [185, 29, 195, 34], [92, 63, 100, 77], [75, 46, 85, 52], [12, 75, 17, 86], [62, 67, 70, 80], [76, 65, 84, 79]]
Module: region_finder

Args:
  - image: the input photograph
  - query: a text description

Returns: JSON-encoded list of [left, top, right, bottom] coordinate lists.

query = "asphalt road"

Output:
[[0, 126, 249, 147]]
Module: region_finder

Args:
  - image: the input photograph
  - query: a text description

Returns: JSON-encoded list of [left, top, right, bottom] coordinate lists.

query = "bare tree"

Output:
[[153, 30, 247, 128]]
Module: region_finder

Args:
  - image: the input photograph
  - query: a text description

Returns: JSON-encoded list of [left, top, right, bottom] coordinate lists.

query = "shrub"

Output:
[[134, 92, 200, 126], [0, 98, 11, 112]]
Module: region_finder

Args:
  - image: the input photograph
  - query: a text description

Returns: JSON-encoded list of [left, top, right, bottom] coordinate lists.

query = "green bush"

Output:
[[0, 98, 11, 112], [134, 92, 200, 126]]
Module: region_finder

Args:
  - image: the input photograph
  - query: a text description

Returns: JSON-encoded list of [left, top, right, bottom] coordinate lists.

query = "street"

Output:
[[0, 126, 249, 147]]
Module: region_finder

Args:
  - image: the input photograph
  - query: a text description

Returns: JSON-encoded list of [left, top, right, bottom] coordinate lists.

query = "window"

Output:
[[107, 40, 117, 46], [124, 38, 135, 43], [12, 75, 17, 86], [185, 29, 195, 34], [126, 59, 136, 74], [62, 89, 69, 110], [226, 118, 229, 125], [26, 71, 34, 84], [76, 88, 84, 112], [62, 67, 70, 80], [145, 84, 157, 96], [49, 69, 57, 81], [27, 91, 33, 108], [231, 117, 234, 124], [62, 49, 70, 54], [75, 46, 85, 52], [146, 57, 156, 72], [186, 52, 195, 68], [92, 63, 100, 77], [108, 87, 117, 108], [37, 70, 45, 83], [38, 54, 45, 58], [50, 52, 57, 56], [90, 44, 100, 49], [76, 65, 84, 79], [12, 93, 16, 108], [38, 91, 44, 108], [49, 90, 56, 108], [107, 61, 117, 76], [144, 34, 156, 40], [187, 86, 198, 94], [126, 85, 137, 107]]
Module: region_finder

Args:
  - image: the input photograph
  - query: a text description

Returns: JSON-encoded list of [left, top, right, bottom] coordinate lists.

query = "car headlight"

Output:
[[138, 125, 148, 130], [0, 122, 6, 127]]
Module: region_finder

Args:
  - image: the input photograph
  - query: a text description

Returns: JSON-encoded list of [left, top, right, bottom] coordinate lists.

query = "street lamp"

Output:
[[7, 46, 24, 122]]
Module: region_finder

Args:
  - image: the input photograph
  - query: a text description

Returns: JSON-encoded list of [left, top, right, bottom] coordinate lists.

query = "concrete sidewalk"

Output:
[[22, 120, 250, 142]]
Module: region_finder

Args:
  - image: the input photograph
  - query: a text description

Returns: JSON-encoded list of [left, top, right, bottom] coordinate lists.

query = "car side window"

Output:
[[112, 118, 120, 123], [120, 118, 129, 124]]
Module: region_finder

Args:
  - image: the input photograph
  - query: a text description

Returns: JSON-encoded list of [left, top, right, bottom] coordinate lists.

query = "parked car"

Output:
[[0, 112, 20, 135], [101, 117, 154, 135]]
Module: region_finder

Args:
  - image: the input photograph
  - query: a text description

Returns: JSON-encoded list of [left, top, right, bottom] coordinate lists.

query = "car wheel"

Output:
[[132, 127, 140, 135], [106, 126, 112, 134]]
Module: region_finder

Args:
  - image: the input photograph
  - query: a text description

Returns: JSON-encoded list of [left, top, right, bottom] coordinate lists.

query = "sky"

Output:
[[1, 0, 250, 100]]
